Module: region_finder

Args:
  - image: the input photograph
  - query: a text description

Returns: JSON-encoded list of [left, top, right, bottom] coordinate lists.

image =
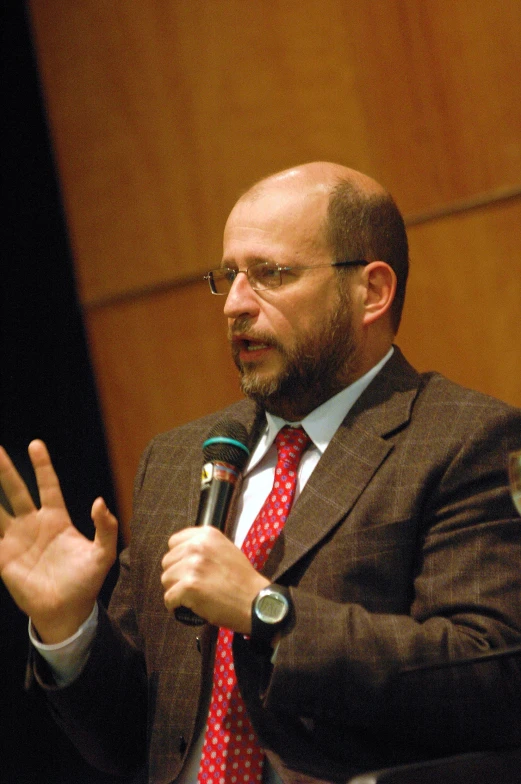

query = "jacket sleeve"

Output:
[[30, 552, 147, 777]]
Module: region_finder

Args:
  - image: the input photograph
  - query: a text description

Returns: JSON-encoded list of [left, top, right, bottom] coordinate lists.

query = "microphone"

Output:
[[175, 418, 250, 626]]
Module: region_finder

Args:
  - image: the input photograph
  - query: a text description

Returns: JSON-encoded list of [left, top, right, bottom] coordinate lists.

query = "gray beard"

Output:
[[231, 297, 360, 421]]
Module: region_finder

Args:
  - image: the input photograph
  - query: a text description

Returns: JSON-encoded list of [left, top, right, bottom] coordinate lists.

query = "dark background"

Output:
[[1, 3, 123, 781]]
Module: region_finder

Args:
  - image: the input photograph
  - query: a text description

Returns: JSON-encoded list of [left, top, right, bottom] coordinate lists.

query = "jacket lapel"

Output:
[[266, 347, 423, 582]]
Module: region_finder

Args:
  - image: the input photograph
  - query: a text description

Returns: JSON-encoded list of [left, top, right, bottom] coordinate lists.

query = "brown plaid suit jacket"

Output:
[[40, 348, 521, 783]]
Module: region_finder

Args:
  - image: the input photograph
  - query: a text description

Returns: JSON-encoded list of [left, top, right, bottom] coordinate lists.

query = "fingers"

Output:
[[160, 527, 264, 632], [28, 440, 67, 511], [161, 528, 212, 607], [167, 525, 224, 551], [0, 440, 68, 521], [0, 444, 37, 520], [162, 527, 226, 574]]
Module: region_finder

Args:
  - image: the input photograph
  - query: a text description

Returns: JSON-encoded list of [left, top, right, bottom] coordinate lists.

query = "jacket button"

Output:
[[179, 735, 187, 755], [196, 636, 202, 653]]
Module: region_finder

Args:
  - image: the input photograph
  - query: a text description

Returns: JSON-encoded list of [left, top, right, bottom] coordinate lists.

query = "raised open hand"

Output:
[[0, 440, 118, 643]]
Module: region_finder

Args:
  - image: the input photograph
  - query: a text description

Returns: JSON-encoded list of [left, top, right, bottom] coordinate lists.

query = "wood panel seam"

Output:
[[83, 185, 521, 312]]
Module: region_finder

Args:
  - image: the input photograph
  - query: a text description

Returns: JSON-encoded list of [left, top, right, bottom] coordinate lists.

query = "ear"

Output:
[[360, 261, 396, 327]]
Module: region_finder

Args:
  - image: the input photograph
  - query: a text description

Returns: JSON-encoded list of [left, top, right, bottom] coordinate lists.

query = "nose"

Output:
[[223, 270, 260, 320]]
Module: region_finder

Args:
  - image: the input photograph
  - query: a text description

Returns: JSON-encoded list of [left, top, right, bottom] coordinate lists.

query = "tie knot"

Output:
[[275, 426, 310, 468]]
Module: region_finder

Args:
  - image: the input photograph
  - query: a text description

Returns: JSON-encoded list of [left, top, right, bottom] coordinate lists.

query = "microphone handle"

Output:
[[174, 605, 206, 626], [175, 476, 236, 626]]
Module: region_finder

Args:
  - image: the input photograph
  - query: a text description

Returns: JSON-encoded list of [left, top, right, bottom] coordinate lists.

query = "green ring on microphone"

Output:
[[203, 436, 250, 456]]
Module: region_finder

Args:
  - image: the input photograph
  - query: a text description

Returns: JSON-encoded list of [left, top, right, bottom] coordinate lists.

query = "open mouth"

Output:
[[244, 341, 271, 352], [232, 335, 274, 359]]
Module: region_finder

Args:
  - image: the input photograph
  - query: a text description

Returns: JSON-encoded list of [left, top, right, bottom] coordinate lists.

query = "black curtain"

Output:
[[1, 3, 125, 782]]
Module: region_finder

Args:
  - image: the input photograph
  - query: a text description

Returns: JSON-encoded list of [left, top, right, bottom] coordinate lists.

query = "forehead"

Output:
[[222, 186, 329, 263]]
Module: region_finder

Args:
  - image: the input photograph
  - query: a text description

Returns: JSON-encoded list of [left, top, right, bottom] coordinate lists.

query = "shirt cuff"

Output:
[[28, 603, 99, 687]]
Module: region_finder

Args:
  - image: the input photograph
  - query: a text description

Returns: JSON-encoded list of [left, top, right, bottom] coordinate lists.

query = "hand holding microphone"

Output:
[[173, 419, 250, 626]]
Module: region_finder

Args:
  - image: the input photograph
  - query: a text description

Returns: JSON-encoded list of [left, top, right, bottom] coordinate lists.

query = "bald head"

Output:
[[241, 161, 384, 206], [235, 162, 409, 332]]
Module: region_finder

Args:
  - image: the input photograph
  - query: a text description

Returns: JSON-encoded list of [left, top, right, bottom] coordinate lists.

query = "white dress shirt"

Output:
[[31, 348, 393, 783]]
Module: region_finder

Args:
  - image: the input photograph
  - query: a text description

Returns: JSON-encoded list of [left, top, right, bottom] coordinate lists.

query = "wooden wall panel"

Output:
[[28, 0, 373, 305], [346, 1, 521, 213], [29, 1, 521, 303], [27, 0, 521, 534], [399, 197, 521, 407], [86, 283, 240, 524]]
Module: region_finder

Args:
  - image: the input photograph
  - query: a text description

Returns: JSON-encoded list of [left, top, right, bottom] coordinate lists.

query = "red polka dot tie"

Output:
[[198, 426, 310, 784]]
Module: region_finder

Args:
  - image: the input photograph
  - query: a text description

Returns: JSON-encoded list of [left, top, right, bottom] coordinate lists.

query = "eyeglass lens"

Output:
[[211, 262, 280, 293]]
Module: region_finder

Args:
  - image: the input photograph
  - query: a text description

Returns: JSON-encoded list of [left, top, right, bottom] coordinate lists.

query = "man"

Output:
[[0, 162, 520, 784]]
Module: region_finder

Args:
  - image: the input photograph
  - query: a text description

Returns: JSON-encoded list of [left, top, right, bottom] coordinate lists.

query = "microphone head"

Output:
[[202, 419, 250, 471]]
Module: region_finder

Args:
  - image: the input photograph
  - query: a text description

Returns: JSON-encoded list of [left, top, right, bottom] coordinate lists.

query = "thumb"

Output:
[[91, 497, 119, 556]]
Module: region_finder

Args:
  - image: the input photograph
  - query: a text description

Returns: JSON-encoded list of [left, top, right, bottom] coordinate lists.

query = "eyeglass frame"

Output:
[[204, 259, 369, 295]]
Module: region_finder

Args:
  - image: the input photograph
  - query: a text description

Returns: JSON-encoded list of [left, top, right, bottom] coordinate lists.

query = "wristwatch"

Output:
[[251, 584, 293, 651]]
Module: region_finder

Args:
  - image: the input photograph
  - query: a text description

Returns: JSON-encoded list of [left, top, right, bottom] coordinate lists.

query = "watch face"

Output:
[[257, 592, 288, 624]]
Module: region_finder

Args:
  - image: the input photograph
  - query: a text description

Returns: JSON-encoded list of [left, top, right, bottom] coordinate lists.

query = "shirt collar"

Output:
[[245, 346, 394, 474]]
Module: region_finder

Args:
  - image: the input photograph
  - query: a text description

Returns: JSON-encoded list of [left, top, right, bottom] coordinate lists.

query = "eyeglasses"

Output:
[[204, 259, 368, 295]]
